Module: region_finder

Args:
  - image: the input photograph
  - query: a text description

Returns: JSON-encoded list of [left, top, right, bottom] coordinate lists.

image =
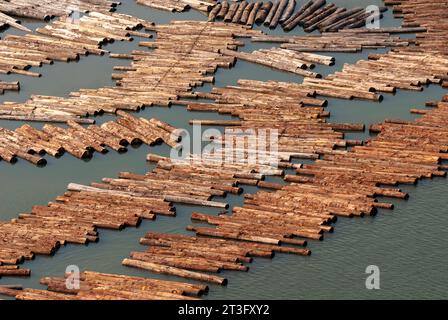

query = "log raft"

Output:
[[220, 48, 324, 78], [0, 21, 260, 123], [123, 231, 310, 285], [1, 271, 206, 300], [151, 94, 448, 286], [0, 264, 31, 277]]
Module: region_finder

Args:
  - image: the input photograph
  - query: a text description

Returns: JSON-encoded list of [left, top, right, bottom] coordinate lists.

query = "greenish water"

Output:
[[0, 1, 447, 300]]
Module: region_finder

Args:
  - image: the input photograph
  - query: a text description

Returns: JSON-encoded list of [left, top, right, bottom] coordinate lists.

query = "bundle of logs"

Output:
[[140, 94, 448, 287], [0, 176, 175, 267], [251, 28, 421, 52], [0, 21, 260, 122], [0, 151, 276, 273], [147, 152, 276, 190], [0, 0, 118, 21], [136, 0, 217, 13], [123, 231, 310, 285], [302, 49, 448, 101], [208, 0, 386, 32], [0, 11, 152, 78], [0, 264, 30, 278], [0, 271, 206, 300], [185, 79, 364, 164], [0, 80, 19, 94], [219, 47, 333, 77], [0, 112, 178, 165], [0, 11, 29, 31]]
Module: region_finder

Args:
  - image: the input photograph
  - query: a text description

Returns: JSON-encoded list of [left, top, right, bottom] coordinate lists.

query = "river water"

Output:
[[0, 0, 447, 300]]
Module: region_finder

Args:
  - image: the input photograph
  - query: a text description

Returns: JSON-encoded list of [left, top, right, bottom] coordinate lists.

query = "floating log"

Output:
[[220, 48, 322, 78], [0, 1, 118, 22], [0, 11, 151, 80], [208, 3, 222, 21], [279, 0, 296, 23], [255, 1, 273, 24], [3, 271, 206, 300], [269, 0, 288, 29]]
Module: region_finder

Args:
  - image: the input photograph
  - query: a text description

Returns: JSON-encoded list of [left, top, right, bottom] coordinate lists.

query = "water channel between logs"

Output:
[[0, 0, 447, 299]]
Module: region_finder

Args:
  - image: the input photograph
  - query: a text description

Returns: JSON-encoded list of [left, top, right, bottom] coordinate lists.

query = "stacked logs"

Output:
[[136, 0, 217, 13], [208, 0, 386, 32], [0, 264, 30, 278], [177, 95, 448, 278], [267, 1, 448, 101], [0, 11, 152, 78], [121, 153, 325, 285], [385, 0, 448, 55], [123, 232, 310, 285], [0, 174, 176, 269], [252, 28, 420, 52], [0, 0, 119, 21], [301, 49, 448, 101], [185, 79, 364, 164], [147, 153, 275, 188], [0, 21, 260, 123], [0, 113, 178, 165], [0, 11, 30, 31], [0, 151, 258, 272], [219, 47, 332, 77], [0, 271, 206, 300], [0, 81, 19, 94], [2, 102, 447, 289], [232, 32, 447, 101]]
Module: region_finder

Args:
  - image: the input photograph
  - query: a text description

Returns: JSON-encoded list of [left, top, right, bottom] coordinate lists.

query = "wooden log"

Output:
[[264, 0, 279, 26], [279, 0, 296, 23]]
